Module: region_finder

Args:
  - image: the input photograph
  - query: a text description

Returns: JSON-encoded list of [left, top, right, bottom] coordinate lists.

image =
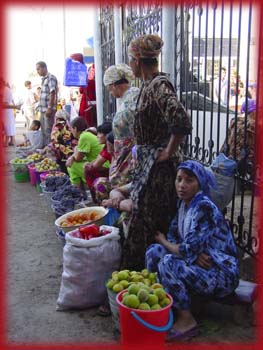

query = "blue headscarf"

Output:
[[177, 160, 217, 197]]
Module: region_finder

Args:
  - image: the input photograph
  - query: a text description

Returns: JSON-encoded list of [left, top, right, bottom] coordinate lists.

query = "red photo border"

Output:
[[0, 0, 262, 349]]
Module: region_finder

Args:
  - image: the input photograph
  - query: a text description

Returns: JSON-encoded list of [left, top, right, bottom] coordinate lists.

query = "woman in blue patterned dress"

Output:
[[146, 160, 239, 341]]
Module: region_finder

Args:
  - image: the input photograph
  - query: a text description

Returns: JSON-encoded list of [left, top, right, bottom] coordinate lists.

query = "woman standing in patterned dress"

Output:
[[120, 34, 192, 270], [146, 160, 239, 341], [93, 63, 140, 203]]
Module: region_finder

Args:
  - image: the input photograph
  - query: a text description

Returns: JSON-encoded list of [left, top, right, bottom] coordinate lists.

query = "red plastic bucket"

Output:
[[28, 163, 37, 186], [116, 290, 173, 350]]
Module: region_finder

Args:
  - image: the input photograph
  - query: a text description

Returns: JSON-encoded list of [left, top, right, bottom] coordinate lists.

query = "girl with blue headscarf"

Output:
[[146, 160, 239, 341]]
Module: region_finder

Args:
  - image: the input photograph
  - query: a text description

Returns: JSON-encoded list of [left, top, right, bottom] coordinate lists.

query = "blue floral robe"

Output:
[[146, 191, 240, 310]]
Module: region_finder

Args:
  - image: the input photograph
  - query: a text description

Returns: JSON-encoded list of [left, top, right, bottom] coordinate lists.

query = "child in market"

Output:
[[22, 120, 44, 151], [145, 160, 240, 341]]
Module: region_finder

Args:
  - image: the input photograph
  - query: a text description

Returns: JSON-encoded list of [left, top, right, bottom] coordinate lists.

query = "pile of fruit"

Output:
[[11, 157, 31, 165], [35, 158, 59, 172], [106, 269, 171, 310], [43, 171, 65, 179], [52, 198, 75, 217], [70, 224, 112, 240], [44, 175, 69, 192], [59, 210, 103, 227], [51, 186, 85, 217], [26, 153, 43, 163], [52, 185, 84, 203]]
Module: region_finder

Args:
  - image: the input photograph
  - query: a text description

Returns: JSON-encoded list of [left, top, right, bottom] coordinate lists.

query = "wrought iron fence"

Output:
[[99, 2, 260, 258], [100, 4, 116, 121], [179, 2, 259, 258]]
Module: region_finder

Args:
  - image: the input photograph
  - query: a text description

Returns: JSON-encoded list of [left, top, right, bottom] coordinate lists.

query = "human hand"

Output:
[[156, 148, 170, 163], [85, 162, 93, 172], [155, 231, 166, 244], [66, 156, 74, 167], [45, 107, 52, 117], [195, 253, 213, 269]]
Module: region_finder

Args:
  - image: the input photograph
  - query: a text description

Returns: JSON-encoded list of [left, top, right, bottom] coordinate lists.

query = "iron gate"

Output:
[[99, 2, 260, 259]]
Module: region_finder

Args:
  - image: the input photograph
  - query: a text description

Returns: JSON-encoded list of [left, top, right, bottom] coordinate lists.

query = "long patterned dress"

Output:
[[146, 192, 240, 310], [121, 73, 192, 270], [93, 86, 140, 203]]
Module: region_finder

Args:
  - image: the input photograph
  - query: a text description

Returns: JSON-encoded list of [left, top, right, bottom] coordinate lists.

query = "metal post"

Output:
[[114, 4, 122, 111], [162, 5, 175, 84], [93, 7, 104, 125], [62, 6, 66, 61], [114, 4, 122, 64]]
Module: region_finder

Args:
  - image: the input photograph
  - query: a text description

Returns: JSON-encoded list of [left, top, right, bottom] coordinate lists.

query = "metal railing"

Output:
[[99, 2, 260, 258]]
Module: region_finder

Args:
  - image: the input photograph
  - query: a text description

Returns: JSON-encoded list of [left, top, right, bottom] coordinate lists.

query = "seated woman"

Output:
[[84, 122, 112, 201], [102, 182, 132, 212], [91, 132, 115, 203], [146, 160, 239, 341], [66, 117, 103, 189], [101, 145, 137, 212], [50, 110, 77, 173], [220, 98, 256, 164]]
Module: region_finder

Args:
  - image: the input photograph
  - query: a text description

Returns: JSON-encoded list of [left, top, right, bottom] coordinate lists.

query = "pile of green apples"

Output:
[[35, 158, 58, 172], [106, 269, 171, 310], [26, 153, 43, 163], [12, 157, 31, 164]]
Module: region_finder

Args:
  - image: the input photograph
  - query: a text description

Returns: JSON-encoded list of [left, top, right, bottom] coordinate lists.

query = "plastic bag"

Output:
[[208, 153, 237, 210], [56, 226, 121, 310], [104, 207, 121, 226], [210, 153, 237, 177], [209, 170, 235, 210]]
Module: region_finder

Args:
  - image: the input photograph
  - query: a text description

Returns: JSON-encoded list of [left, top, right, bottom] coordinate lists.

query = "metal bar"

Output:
[[196, 5, 202, 160], [209, 3, 217, 163], [202, 1, 209, 162], [216, 2, 225, 154]]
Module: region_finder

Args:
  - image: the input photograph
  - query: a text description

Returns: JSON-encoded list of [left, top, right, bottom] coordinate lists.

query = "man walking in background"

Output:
[[36, 61, 58, 145], [22, 80, 38, 130], [214, 66, 228, 106]]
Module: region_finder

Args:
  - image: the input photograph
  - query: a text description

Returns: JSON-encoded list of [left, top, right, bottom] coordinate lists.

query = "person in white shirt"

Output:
[[22, 80, 38, 129], [23, 120, 44, 151], [1, 79, 20, 146], [214, 67, 229, 106]]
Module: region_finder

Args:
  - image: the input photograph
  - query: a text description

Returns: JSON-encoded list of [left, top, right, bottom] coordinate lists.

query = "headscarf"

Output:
[[177, 160, 217, 197], [241, 98, 256, 114], [103, 63, 134, 86], [128, 34, 163, 59], [55, 109, 70, 122]]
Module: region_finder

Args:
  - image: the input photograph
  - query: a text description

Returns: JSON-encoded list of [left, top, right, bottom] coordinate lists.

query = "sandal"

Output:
[[97, 304, 111, 317], [166, 325, 199, 342]]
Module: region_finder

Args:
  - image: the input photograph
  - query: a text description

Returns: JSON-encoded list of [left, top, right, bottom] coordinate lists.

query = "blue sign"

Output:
[[63, 58, 87, 87]]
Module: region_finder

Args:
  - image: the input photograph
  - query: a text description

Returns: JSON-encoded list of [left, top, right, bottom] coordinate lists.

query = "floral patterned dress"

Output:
[[93, 86, 140, 203], [121, 73, 192, 270]]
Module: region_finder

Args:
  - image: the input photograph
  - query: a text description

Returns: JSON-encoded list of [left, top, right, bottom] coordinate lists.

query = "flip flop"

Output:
[[166, 325, 199, 342]]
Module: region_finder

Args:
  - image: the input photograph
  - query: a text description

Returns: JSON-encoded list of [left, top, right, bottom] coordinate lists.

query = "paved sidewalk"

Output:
[[4, 125, 257, 347]]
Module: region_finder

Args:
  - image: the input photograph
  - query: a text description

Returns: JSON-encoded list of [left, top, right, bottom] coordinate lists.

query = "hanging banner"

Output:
[[63, 58, 87, 87]]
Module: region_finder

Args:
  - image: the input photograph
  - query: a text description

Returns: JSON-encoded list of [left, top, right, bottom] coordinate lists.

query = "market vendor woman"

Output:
[[146, 160, 239, 341], [66, 117, 103, 188]]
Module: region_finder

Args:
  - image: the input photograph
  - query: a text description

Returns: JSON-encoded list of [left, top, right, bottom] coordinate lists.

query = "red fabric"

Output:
[[78, 64, 97, 127], [79, 86, 88, 117], [100, 145, 112, 162]]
